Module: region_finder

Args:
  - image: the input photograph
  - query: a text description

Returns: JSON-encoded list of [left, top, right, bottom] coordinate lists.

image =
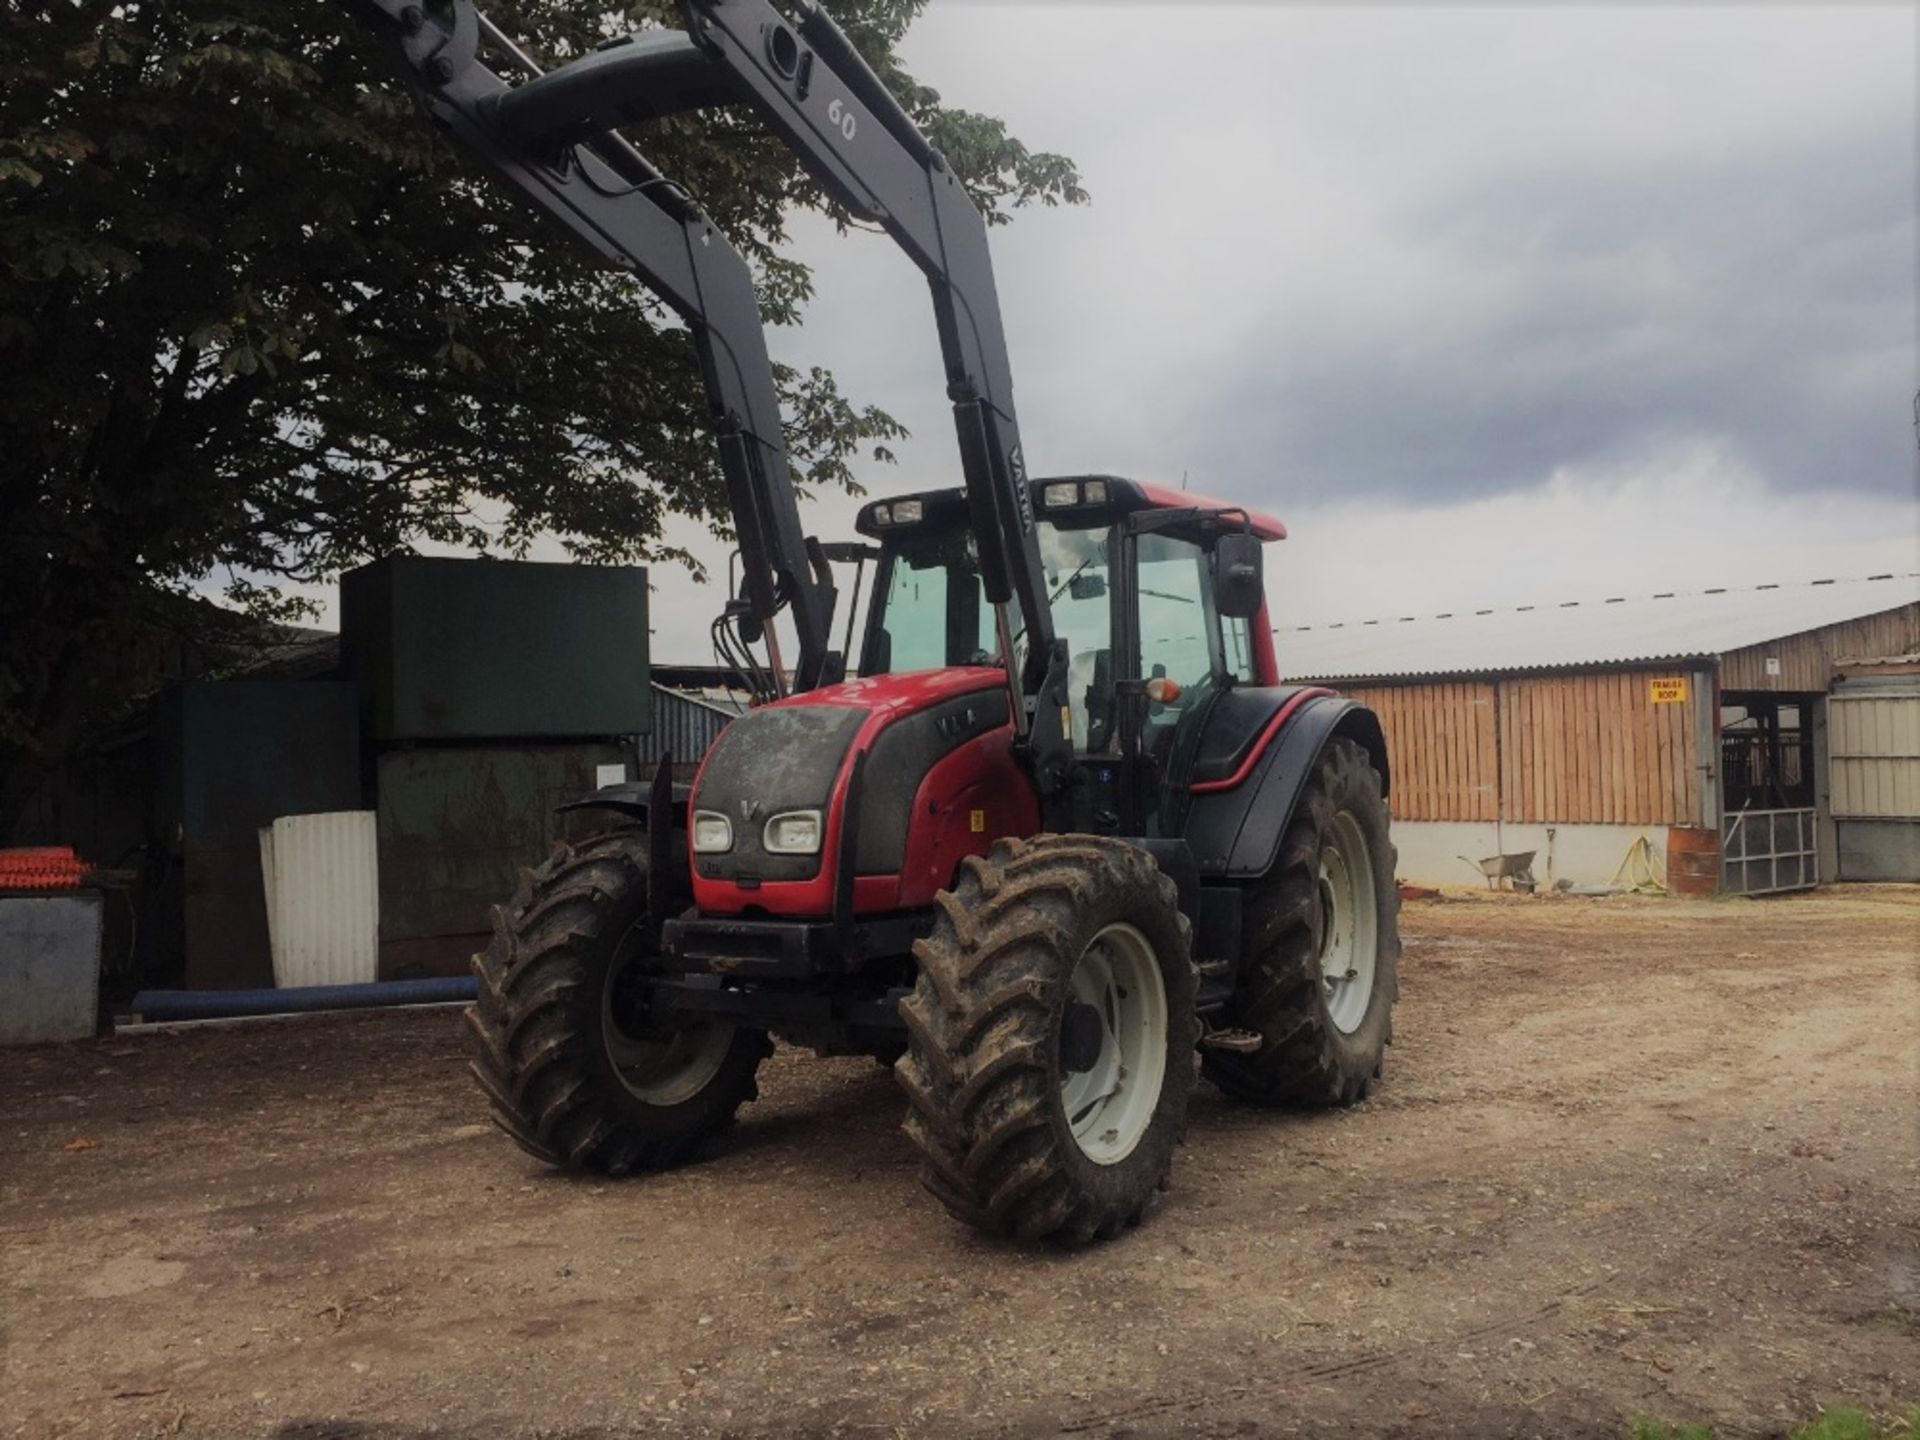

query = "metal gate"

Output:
[[1720, 807, 1817, 895]]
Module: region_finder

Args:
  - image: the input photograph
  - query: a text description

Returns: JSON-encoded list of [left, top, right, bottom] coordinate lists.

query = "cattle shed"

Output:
[[1278, 575, 1920, 894]]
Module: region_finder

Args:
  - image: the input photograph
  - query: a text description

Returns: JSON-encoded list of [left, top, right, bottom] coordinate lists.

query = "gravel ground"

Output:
[[3, 886, 1916, 1439]]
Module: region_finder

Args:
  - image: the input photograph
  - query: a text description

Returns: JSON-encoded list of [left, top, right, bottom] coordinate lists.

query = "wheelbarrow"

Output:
[[1459, 850, 1538, 893]]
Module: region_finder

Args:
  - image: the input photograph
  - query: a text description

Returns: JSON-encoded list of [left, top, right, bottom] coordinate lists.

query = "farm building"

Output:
[[8, 557, 747, 1002], [1278, 574, 1920, 895]]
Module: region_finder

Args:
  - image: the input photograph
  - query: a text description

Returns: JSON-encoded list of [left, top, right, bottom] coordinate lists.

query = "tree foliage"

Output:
[[0, 0, 1084, 833]]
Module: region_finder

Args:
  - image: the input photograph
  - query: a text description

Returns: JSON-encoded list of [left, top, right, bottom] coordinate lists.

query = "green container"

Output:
[[154, 682, 362, 843], [341, 556, 650, 741], [373, 744, 627, 977], [150, 680, 362, 990]]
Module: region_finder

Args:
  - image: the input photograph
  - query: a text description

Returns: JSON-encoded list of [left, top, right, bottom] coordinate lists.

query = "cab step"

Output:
[[1199, 1027, 1263, 1054]]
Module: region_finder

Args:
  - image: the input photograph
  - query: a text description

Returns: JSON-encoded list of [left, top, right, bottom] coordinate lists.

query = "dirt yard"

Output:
[[3, 888, 1916, 1439]]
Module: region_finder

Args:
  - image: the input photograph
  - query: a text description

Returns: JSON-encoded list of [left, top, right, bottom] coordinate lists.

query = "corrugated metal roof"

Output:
[[1277, 574, 1920, 682]]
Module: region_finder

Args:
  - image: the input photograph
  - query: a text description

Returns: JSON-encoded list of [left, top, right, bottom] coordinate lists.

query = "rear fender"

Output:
[[1182, 695, 1389, 879]]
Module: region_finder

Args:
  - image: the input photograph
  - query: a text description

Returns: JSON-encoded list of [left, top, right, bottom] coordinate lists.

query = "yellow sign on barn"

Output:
[[1650, 677, 1689, 704]]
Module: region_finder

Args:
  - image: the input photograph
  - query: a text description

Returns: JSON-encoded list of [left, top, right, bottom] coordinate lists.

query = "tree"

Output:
[[0, 0, 1085, 838]]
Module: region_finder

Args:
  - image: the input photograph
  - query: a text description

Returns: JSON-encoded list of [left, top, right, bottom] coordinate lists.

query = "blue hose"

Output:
[[130, 976, 476, 1021]]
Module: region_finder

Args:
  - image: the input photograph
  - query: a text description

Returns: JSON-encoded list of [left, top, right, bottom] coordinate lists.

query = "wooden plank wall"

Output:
[[1343, 683, 1497, 821], [1496, 672, 1699, 825], [1720, 603, 1919, 692], [1342, 670, 1700, 826]]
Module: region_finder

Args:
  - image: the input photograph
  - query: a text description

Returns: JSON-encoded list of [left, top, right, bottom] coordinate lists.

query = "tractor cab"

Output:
[[853, 476, 1287, 836]]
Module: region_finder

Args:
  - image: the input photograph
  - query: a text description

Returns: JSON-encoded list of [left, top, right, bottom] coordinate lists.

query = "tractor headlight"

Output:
[[868, 498, 923, 528], [691, 810, 734, 854], [1042, 480, 1110, 508], [762, 810, 823, 855]]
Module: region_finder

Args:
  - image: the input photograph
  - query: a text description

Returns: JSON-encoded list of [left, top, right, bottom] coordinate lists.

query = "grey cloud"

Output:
[[1190, 116, 1916, 510]]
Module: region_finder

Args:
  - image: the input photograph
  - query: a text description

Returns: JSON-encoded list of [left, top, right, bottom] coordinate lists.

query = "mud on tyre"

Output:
[[896, 834, 1198, 1245], [467, 830, 770, 1173], [1204, 736, 1401, 1107]]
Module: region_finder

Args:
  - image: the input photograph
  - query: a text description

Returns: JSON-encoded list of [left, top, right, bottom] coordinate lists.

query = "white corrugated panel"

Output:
[[259, 812, 379, 987], [1830, 685, 1920, 819], [1275, 574, 1920, 681]]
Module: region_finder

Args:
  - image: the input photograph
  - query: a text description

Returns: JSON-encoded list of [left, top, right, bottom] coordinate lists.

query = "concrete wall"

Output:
[[1836, 819, 1920, 882], [1389, 819, 1673, 890], [0, 894, 102, 1044]]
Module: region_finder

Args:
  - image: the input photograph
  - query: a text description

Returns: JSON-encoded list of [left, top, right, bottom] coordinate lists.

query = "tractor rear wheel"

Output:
[[897, 835, 1198, 1244], [467, 831, 771, 1173], [1204, 737, 1401, 1107]]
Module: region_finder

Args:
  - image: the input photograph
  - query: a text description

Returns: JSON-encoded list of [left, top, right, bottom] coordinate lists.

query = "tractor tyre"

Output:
[[897, 834, 1198, 1245], [1204, 737, 1401, 1107], [467, 830, 771, 1174]]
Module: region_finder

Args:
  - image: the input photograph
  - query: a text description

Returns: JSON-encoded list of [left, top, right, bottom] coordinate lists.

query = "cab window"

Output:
[[1222, 614, 1257, 684], [1136, 532, 1220, 693]]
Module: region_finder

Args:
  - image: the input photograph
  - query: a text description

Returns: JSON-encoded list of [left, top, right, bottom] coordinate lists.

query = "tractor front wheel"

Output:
[[897, 835, 1198, 1244], [467, 831, 771, 1174]]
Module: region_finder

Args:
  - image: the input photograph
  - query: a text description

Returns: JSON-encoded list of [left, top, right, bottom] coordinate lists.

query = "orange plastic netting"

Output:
[[0, 847, 91, 891]]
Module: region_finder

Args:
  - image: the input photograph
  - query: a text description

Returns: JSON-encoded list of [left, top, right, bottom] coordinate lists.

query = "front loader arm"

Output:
[[707, 0, 1074, 793], [357, 0, 1072, 794], [359, 0, 834, 692], [681, 1, 1060, 700]]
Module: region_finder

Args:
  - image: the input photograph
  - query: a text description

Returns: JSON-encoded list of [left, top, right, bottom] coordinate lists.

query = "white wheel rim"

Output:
[[1058, 922, 1168, 1166], [602, 944, 734, 1106], [1318, 811, 1380, 1035]]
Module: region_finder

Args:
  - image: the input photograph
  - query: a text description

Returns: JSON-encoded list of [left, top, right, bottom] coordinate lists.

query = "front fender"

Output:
[[1182, 694, 1390, 879], [556, 779, 689, 830], [557, 775, 691, 929]]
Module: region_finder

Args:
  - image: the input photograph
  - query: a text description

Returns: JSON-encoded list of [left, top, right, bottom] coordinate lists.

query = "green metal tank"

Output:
[[341, 556, 651, 741]]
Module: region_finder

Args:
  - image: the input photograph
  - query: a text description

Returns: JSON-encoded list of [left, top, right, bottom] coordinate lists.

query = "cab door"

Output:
[[1115, 528, 1260, 837]]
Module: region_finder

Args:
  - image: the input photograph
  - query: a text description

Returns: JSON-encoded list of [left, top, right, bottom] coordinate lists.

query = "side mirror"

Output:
[[1213, 532, 1264, 619], [1068, 572, 1108, 601]]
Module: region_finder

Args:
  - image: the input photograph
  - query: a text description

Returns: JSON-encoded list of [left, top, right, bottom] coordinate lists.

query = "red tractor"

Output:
[[365, 0, 1398, 1243]]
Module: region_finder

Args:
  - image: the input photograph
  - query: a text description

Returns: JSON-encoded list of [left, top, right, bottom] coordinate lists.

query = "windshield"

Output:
[[863, 520, 1241, 758], [865, 521, 1126, 681]]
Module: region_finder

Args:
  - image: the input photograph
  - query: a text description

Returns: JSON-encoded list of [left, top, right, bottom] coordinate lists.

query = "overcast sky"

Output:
[[316, 3, 1920, 658]]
